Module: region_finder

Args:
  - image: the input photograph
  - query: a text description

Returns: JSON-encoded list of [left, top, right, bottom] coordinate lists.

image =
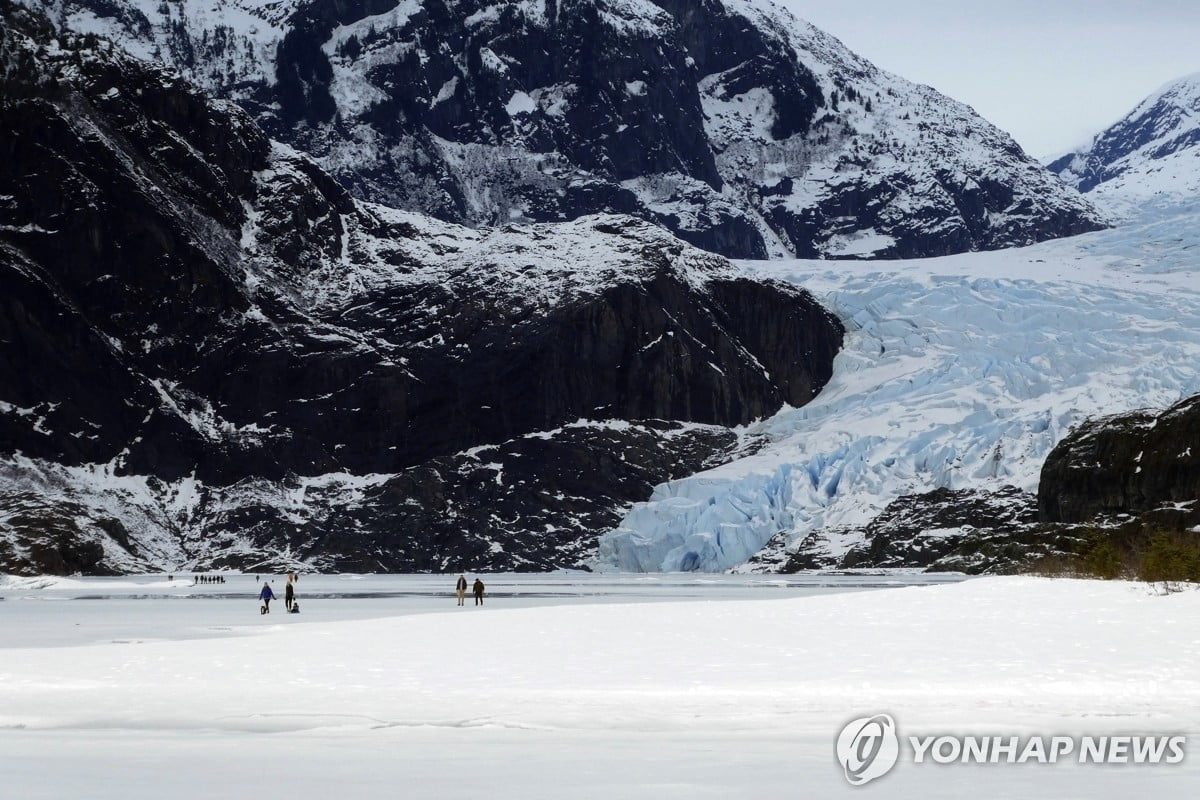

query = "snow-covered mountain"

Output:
[[21, 0, 1106, 259], [596, 206, 1200, 573], [1049, 72, 1200, 217], [0, 2, 841, 574], [5, 1, 1193, 578]]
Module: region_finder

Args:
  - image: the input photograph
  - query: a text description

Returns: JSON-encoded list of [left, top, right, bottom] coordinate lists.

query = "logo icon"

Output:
[[836, 713, 900, 786]]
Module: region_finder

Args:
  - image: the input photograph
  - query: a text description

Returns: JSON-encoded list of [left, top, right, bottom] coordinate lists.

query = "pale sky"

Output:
[[777, 0, 1200, 159]]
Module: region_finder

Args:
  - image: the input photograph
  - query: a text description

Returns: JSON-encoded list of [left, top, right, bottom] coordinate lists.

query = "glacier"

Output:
[[595, 203, 1200, 572]]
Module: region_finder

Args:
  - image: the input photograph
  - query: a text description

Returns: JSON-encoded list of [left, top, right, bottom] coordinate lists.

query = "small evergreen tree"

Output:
[[340, 34, 361, 60], [1083, 536, 1123, 579]]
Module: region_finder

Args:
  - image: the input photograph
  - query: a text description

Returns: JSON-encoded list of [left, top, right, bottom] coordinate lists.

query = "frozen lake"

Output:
[[0, 571, 964, 648], [2, 574, 1198, 798]]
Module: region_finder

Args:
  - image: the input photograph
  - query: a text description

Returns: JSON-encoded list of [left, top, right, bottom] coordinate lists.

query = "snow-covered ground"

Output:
[[1, 574, 1198, 797], [598, 204, 1200, 571]]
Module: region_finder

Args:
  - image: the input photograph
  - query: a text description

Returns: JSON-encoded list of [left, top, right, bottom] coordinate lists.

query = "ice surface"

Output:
[[0, 571, 957, 647], [1, 575, 1198, 798]]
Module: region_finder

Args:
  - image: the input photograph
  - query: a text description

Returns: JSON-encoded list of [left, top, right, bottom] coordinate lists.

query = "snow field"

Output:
[[3, 577, 1200, 733], [2, 576, 1199, 797]]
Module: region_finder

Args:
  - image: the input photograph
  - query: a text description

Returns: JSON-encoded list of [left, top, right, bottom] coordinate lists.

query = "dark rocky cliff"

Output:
[[0, 2, 843, 574], [743, 486, 1075, 576], [1039, 394, 1200, 525]]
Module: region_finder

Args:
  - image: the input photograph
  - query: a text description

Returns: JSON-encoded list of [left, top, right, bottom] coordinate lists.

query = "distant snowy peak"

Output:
[[19, 0, 1106, 260], [1049, 72, 1200, 216]]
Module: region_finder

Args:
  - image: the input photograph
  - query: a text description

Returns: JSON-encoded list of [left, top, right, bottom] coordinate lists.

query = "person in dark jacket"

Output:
[[285, 576, 295, 612], [455, 574, 468, 606], [259, 582, 275, 614], [472, 578, 485, 606]]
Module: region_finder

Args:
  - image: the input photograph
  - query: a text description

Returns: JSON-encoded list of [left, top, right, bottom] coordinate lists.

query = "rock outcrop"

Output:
[[1039, 394, 1200, 526]]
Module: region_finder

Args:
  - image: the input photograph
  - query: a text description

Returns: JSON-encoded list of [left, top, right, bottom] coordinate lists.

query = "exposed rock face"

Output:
[[752, 487, 1070, 575], [1039, 394, 1200, 525], [833, 487, 1052, 575], [0, 420, 740, 574], [0, 2, 842, 574], [23, 0, 1106, 259]]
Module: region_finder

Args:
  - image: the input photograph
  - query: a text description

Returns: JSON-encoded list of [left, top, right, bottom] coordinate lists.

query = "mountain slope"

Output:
[[23, 0, 1106, 259], [1049, 72, 1200, 216], [0, 1, 842, 574]]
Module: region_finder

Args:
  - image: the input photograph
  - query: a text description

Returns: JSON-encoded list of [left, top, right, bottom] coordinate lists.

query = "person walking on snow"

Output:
[[473, 577, 485, 606], [455, 574, 468, 606], [285, 575, 295, 612], [259, 582, 276, 614]]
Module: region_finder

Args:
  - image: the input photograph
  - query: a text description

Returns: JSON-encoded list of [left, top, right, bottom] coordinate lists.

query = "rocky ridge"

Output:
[[23, 0, 1107, 259]]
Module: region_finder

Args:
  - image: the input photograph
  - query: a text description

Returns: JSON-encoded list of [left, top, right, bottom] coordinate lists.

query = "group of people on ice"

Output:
[[456, 573, 485, 606], [258, 572, 300, 614], [253, 571, 487, 614]]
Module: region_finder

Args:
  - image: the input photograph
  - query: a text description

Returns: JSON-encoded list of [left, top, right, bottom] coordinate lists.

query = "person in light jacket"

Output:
[[455, 574, 468, 606]]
